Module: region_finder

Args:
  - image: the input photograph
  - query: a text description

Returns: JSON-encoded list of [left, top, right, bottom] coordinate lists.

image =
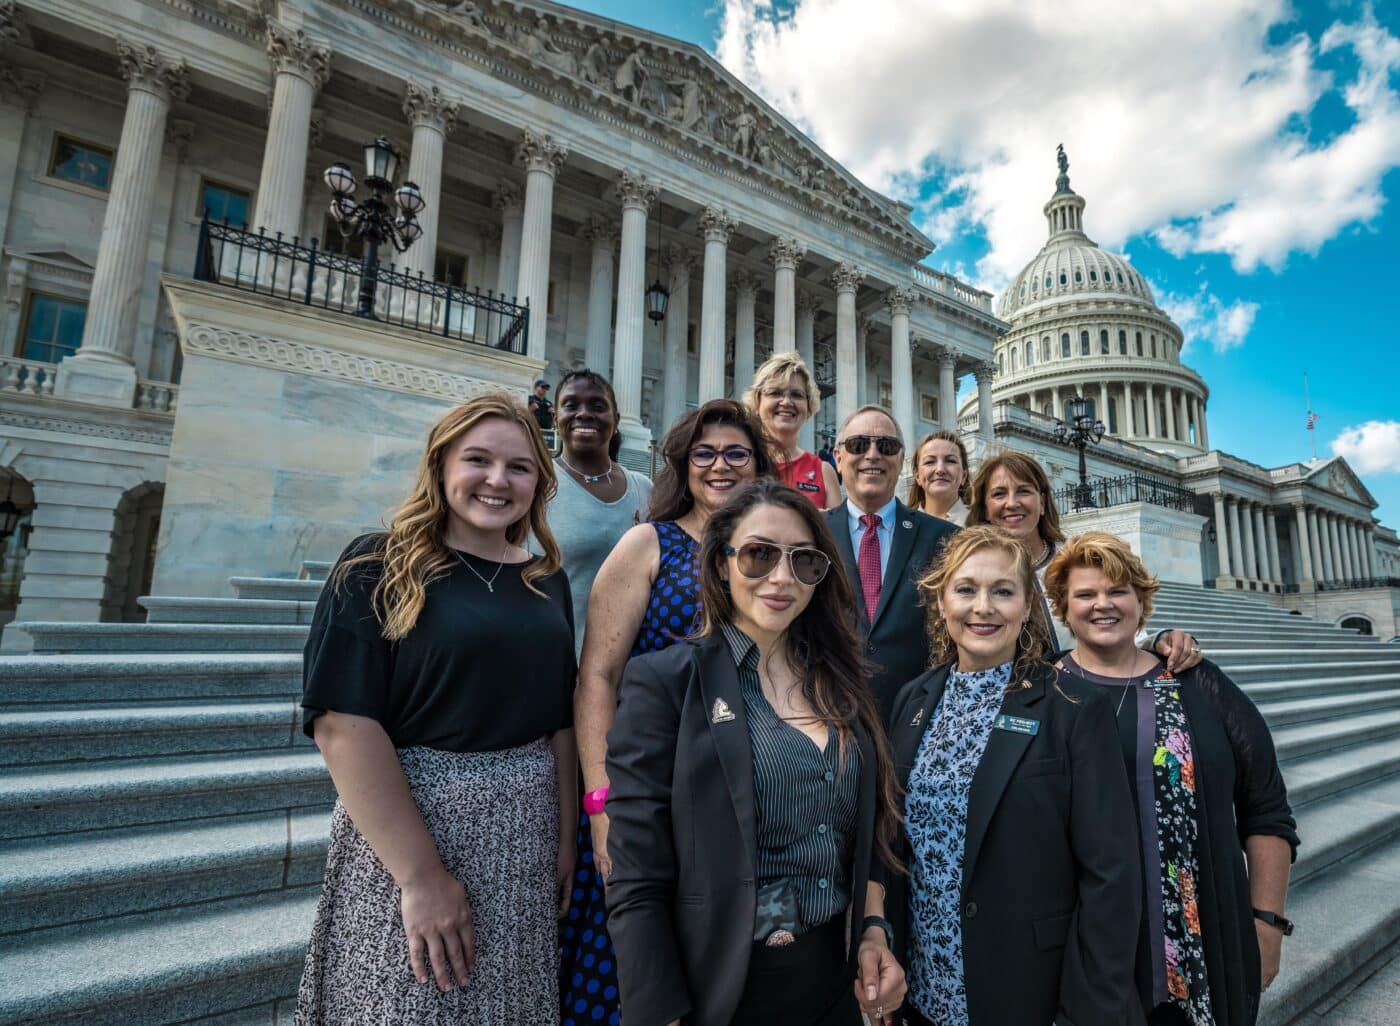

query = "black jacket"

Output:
[[882, 661, 1146, 1026], [825, 499, 958, 720], [605, 633, 879, 1026]]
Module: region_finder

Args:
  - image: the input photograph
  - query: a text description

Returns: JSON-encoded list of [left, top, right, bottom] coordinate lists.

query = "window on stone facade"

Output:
[[1136, 331, 1143, 356], [1044, 276, 1052, 289], [198, 179, 251, 225], [1080, 330, 1090, 356], [1041, 337, 1050, 362], [1118, 329, 1128, 354], [997, 351, 1005, 373], [1100, 329, 1110, 354], [921, 393, 938, 422], [1150, 334, 1157, 358], [548, 280, 557, 316], [20, 293, 87, 364], [1059, 272, 1067, 285], [1117, 271, 1125, 284], [49, 136, 113, 191], [1024, 340, 1034, 366], [1108, 397, 1118, 433], [435, 250, 468, 286], [1074, 270, 1082, 283], [1090, 269, 1098, 282], [1061, 333, 1070, 358]]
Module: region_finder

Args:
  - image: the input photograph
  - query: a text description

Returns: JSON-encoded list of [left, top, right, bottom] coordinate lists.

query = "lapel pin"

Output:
[[711, 697, 736, 724], [902, 520, 912, 529], [910, 708, 924, 727]]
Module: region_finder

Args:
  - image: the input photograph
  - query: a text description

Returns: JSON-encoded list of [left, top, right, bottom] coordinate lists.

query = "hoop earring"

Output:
[[1019, 622, 1034, 651]]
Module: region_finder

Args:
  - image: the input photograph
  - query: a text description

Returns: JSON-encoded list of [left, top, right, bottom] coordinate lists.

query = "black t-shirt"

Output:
[[529, 394, 554, 429], [301, 534, 576, 753]]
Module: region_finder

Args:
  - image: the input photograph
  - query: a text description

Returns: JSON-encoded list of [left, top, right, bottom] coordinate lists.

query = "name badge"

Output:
[[994, 714, 1040, 736]]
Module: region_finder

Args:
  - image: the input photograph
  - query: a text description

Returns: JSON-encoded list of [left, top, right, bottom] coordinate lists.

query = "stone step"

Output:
[[0, 700, 309, 767], [21, 623, 310, 655], [1226, 661, 1400, 686], [230, 578, 323, 603], [0, 888, 319, 1025], [1184, 626, 1382, 643], [298, 561, 332, 582], [1291, 774, 1400, 886], [1243, 672, 1400, 704], [0, 750, 332, 840], [0, 808, 330, 934], [1272, 708, 1400, 764], [141, 596, 318, 626], [1258, 689, 1400, 730], [1257, 843, 1400, 1026], [1284, 734, 1400, 807], [1210, 648, 1400, 669], [1150, 609, 1340, 630], [0, 654, 300, 704]]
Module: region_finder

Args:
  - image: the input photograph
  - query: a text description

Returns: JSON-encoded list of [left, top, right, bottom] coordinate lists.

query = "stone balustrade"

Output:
[[135, 380, 179, 413], [0, 355, 176, 414], [912, 264, 994, 313]]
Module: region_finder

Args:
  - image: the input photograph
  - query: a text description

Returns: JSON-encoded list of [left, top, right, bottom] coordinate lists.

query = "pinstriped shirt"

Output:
[[721, 623, 861, 935]]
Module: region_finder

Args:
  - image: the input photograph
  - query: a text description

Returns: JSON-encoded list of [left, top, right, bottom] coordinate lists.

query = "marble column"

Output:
[[1198, 400, 1210, 449], [660, 245, 694, 433], [732, 269, 760, 398], [1098, 382, 1110, 433], [1308, 508, 1328, 582], [831, 262, 862, 431], [582, 214, 618, 374], [494, 182, 524, 300], [1177, 390, 1189, 444], [1264, 509, 1282, 585], [1146, 383, 1160, 438], [976, 364, 995, 443], [1323, 514, 1340, 583], [768, 238, 803, 354], [1292, 505, 1313, 588], [794, 291, 818, 451], [1251, 505, 1268, 581], [938, 348, 958, 431], [1227, 499, 1245, 578], [886, 288, 915, 448], [1363, 527, 1377, 578], [253, 23, 329, 238], [0, 71, 43, 286], [59, 43, 188, 406], [400, 84, 458, 282], [1240, 502, 1258, 580], [611, 170, 656, 449], [1212, 493, 1232, 580], [697, 206, 733, 404], [856, 316, 870, 407], [1122, 383, 1136, 438], [515, 130, 567, 362], [1341, 521, 1357, 582]]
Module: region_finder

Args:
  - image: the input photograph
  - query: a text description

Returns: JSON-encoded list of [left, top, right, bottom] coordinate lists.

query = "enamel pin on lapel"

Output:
[[711, 697, 736, 723], [910, 707, 924, 727], [993, 714, 1039, 735], [902, 520, 912, 529]]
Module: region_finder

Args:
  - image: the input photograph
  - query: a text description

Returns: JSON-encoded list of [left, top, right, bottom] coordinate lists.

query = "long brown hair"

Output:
[[647, 398, 777, 522], [917, 524, 1056, 686], [332, 393, 562, 640], [905, 429, 972, 509], [697, 479, 902, 870], [965, 450, 1065, 546]]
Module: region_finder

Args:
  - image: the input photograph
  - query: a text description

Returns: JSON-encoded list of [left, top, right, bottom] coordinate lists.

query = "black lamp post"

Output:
[[1053, 395, 1106, 510], [323, 137, 426, 319], [645, 214, 668, 323]]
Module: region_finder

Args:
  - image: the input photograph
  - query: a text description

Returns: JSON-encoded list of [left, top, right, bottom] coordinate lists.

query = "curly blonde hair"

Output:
[[743, 351, 821, 420], [1043, 531, 1159, 629], [332, 393, 561, 640], [916, 525, 1056, 685]]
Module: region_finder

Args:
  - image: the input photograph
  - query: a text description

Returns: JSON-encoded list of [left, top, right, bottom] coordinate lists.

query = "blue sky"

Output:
[[572, 1, 1400, 527]]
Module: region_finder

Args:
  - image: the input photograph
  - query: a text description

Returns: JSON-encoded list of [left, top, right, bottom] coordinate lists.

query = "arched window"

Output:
[[1080, 330, 1090, 356], [1150, 334, 1157, 358], [1041, 337, 1051, 362], [1117, 271, 1124, 284], [1089, 269, 1098, 282], [1020, 285, 1026, 298], [1045, 275, 1053, 289], [997, 351, 1005, 373], [1135, 331, 1143, 356], [1011, 349, 1018, 372], [1043, 403, 1054, 416], [1100, 329, 1110, 354], [1074, 269, 1082, 283], [1025, 340, 1035, 366], [1118, 329, 1127, 354], [1059, 272, 1067, 285], [1061, 333, 1071, 358]]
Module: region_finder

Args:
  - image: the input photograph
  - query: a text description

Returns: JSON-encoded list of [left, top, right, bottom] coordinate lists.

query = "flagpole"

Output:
[[1305, 373, 1316, 460]]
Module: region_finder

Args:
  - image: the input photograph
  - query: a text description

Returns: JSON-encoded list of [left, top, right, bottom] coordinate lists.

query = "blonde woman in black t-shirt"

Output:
[[297, 393, 577, 1023]]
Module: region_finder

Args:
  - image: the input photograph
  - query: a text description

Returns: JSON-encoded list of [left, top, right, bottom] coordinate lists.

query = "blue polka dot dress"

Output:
[[560, 520, 700, 1026]]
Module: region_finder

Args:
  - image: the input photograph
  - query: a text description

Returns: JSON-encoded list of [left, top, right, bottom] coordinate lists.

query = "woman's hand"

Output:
[[590, 811, 613, 883], [855, 929, 906, 1023], [1155, 629, 1202, 673], [400, 867, 475, 992], [1256, 920, 1283, 989]]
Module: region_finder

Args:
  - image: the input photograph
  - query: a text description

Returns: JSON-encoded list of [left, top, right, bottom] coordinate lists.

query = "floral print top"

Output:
[[904, 661, 1012, 1026]]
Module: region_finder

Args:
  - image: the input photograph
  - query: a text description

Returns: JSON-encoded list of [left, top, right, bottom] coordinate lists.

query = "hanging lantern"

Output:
[[363, 137, 399, 185], [646, 278, 669, 323]]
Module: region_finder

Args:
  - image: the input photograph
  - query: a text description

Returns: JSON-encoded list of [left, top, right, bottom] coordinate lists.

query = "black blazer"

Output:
[[825, 499, 958, 719], [605, 633, 879, 1026], [882, 662, 1146, 1026]]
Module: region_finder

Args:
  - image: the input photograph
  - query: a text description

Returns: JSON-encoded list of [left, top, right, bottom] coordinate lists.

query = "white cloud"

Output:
[[1332, 420, 1400, 474], [714, 1, 1400, 285], [1157, 285, 1261, 353]]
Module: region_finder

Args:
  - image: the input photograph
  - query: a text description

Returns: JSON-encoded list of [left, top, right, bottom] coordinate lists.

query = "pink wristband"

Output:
[[582, 786, 609, 816]]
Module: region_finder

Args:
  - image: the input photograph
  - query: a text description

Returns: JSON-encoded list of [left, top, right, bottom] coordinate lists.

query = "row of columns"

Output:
[[1210, 494, 1282, 588], [1289, 504, 1377, 588], [1012, 380, 1207, 448]]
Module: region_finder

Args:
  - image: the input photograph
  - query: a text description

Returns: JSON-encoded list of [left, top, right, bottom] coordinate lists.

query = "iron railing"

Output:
[[193, 216, 529, 354], [1053, 473, 1197, 513]]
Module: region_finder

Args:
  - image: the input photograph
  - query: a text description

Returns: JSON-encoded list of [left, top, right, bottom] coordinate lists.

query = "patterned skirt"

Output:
[[296, 740, 559, 1025]]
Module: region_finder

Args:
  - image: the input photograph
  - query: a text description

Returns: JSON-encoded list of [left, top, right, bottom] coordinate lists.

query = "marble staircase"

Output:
[[0, 574, 1395, 1023]]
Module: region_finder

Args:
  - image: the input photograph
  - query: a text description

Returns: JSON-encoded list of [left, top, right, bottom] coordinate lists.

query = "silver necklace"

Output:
[[558, 454, 615, 485], [453, 545, 507, 593]]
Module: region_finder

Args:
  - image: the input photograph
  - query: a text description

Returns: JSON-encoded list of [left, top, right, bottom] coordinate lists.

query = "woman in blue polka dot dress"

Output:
[[566, 400, 777, 1025]]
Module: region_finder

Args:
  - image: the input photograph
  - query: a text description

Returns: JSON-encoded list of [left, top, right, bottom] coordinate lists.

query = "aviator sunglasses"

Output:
[[723, 541, 832, 586], [841, 434, 904, 457]]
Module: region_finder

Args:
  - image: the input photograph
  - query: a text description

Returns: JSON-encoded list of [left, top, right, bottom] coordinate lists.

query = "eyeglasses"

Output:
[[841, 434, 904, 456], [689, 445, 754, 469], [761, 387, 808, 404], [724, 542, 831, 586]]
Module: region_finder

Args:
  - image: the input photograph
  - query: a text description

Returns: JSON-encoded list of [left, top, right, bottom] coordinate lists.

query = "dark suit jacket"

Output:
[[825, 499, 959, 719], [882, 662, 1145, 1026], [605, 633, 879, 1026]]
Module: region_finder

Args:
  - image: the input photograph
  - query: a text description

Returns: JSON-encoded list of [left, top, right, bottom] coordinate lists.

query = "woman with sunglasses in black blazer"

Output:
[[606, 480, 906, 1026]]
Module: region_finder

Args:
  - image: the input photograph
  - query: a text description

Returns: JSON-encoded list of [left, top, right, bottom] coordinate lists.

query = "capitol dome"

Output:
[[965, 148, 1210, 457]]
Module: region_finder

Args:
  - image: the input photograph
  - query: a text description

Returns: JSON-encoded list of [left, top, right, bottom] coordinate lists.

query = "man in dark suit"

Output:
[[826, 405, 958, 719]]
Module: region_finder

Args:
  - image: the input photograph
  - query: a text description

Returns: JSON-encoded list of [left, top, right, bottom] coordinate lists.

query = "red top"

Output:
[[777, 451, 830, 508]]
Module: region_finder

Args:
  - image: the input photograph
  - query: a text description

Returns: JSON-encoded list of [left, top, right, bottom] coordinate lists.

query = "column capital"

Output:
[[493, 180, 523, 214], [936, 345, 959, 370], [829, 261, 864, 294], [698, 205, 734, 244], [732, 267, 763, 298], [662, 244, 696, 277], [583, 213, 620, 246], [479, 220, 503, 247], [615, 169, 657, 212], [116, 41, 191, 102], [974, 362, 996, 384], [265, 21, 331, 89], [0, 67, 42, 110], [767, 236, 805, 271], [517, 128, 568, 176], [166, 117, 196, 156], [884, 285, 917, 317], [403, 83, 459, 135], [795, 290, 820, 316], [1, 0, 32, 47]]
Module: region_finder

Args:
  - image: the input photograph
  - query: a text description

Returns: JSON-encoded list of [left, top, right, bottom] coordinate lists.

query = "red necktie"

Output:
[[858, 512, 882, 622]]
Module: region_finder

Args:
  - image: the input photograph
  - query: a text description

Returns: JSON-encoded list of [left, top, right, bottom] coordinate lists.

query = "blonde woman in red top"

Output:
[[744, 351, 841, 509]]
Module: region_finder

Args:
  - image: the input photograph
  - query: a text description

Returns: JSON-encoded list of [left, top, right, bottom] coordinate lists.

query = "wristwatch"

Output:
[[1252, 908, 1294, 936], [861, 915, 894, 949]]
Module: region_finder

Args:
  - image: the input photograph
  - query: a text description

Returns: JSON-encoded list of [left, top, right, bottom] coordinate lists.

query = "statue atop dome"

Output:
[[1055, 143, 1071, 193]]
